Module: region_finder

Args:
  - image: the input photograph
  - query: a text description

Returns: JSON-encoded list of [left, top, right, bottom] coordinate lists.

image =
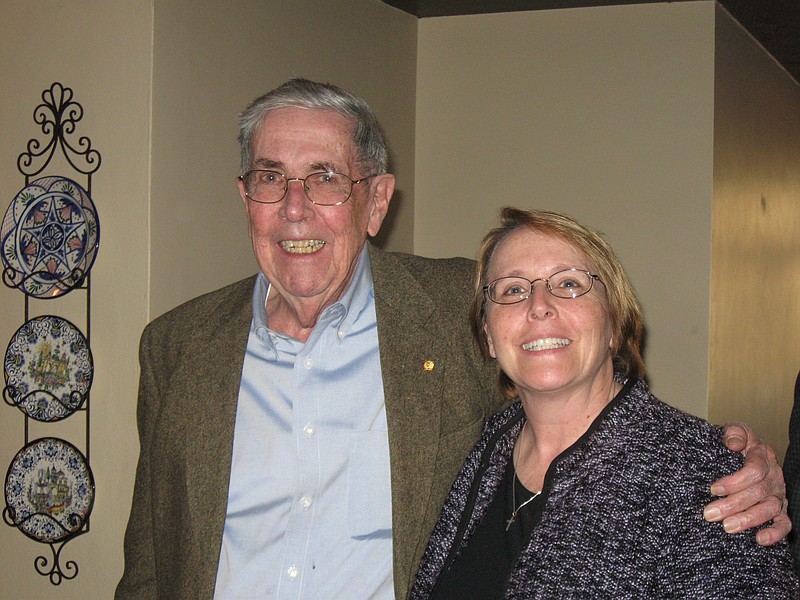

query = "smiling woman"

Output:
[[471, 208, 644, 401], [481, 227, 616, 405], [410, 207, 798, 599]]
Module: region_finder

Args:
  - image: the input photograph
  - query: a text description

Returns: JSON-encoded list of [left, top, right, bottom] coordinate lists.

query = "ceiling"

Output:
[[381, 0, 800, 83]]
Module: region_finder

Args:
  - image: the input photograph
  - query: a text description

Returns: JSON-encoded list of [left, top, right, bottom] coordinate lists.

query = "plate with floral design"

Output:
[[3, 315, 92, 422], [4, 438, 94, 543], [1, 176, 99, 298]]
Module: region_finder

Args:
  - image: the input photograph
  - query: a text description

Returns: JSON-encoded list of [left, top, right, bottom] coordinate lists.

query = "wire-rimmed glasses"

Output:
[[484, 269, 603, 304], [239, 169, 372, 206]]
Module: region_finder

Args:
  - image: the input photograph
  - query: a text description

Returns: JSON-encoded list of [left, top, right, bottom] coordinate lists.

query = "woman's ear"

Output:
[[484, 322, 497, 359]]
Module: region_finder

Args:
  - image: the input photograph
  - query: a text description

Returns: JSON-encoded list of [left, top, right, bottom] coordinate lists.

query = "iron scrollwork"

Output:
[[17, 82, 101, 179]]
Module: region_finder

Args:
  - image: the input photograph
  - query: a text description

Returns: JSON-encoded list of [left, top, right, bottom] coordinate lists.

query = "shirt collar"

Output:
[[251, 245, 374, 351]]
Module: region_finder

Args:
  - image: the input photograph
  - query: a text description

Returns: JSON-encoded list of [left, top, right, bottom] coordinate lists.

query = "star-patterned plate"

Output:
[[1, 176, 99, 298]]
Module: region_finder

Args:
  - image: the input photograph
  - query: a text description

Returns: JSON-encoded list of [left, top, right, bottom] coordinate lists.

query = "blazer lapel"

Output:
[[180, 278, 254, 593], [370, 246, 449, 597]]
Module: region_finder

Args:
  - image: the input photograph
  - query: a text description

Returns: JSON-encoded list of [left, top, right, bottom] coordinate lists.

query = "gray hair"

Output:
[[237, 78, 389, 176]]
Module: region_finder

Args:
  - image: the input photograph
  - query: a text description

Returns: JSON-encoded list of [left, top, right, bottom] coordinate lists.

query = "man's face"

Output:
[[238, 107, 394, 313]]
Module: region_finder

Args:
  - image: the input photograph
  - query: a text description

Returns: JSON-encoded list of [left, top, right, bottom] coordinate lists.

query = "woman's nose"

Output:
[[527, 281, 556, 319]]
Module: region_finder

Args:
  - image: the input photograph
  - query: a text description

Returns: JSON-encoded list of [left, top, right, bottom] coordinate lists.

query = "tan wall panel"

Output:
[[710, 6, 800, 460]]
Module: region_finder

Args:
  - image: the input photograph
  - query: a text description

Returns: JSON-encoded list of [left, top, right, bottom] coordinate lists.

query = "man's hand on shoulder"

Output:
[[702, 422, 790, 546]]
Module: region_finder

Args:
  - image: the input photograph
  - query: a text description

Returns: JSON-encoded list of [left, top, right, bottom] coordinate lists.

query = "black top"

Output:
[[429, 456, 545, 599]]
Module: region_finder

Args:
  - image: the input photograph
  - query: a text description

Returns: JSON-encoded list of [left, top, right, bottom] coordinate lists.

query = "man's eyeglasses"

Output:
[[239, 169, 372, 206], [484, 269, 603, 304]]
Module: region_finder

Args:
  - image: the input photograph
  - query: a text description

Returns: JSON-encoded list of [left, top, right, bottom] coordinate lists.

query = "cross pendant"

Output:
[[505, 513, 516, 531]]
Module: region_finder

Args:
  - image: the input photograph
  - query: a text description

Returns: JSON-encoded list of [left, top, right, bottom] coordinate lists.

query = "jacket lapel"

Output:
[[370, 246, 449, 597], [181, 278, 254, 593]]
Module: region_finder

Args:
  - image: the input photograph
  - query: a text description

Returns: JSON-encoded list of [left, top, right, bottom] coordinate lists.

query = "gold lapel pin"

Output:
[[423, 360, 435, 371]]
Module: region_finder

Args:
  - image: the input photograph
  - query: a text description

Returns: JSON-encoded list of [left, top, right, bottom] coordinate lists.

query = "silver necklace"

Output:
[[506, 421, 542, 531]]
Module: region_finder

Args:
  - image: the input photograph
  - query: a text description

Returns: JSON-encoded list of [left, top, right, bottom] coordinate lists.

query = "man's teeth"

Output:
[[522, 338, 571, 351], [280, 240, 326, 254]]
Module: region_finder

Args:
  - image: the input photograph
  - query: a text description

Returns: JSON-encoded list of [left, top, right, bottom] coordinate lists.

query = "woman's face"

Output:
[[483, 228, 614, 399]]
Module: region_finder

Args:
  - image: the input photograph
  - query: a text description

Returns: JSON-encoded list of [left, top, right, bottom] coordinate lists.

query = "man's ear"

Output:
[[237, 176, 249, 207], [367, 174, 395, 237]]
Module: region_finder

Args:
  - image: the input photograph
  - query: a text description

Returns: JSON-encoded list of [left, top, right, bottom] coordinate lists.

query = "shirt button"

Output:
[[337, 329, 345, 338], [300, 496, 313, 509], [304, 357, 313, 369], [303, 424, 314, 437], [287, 565, 299, 579]]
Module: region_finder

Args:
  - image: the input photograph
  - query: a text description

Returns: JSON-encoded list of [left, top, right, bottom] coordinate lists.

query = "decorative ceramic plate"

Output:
[[3, 315, 92, 422], [1, 176, 100, 298], [4, 438, 94, 543]]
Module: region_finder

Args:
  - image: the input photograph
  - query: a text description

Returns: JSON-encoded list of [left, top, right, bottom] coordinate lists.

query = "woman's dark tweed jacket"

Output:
[[411, 378, 799, 599]]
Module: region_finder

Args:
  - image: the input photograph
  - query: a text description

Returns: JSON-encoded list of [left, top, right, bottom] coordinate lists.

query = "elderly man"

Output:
[[116, 79, 789, 600]]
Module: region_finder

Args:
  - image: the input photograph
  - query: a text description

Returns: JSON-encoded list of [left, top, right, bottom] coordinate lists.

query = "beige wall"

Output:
[[709, 6, 800, 460], [0, 1, 416, 598], [415, 2, 717, 418]]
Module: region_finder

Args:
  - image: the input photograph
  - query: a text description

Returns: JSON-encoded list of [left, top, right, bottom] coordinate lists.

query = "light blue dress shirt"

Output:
[[213, 247, 394, 599]]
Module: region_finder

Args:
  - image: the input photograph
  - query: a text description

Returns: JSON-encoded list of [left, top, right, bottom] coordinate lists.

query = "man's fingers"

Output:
[[721, 421, 749, 452], [754, 512, 793, 546], [720, 493, 784, 533], [710, 462, 767, 497]]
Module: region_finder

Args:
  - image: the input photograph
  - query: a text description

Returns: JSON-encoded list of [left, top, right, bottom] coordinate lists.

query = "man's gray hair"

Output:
[[238, 78, 390, 176]]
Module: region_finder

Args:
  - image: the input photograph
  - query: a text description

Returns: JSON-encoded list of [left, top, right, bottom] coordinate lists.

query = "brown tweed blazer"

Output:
[[116, 244, 500, 599]]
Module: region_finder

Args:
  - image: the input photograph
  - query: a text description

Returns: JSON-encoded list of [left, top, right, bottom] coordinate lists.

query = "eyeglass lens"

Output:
[[243, 170, 356, 205], [488, 269, 596, 303]]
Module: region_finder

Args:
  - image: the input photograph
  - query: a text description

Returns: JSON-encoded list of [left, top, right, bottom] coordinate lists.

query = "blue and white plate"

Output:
[[3, 315, 92, 422], [4, 438, 94, 543], [1, 176, 100, 298]]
